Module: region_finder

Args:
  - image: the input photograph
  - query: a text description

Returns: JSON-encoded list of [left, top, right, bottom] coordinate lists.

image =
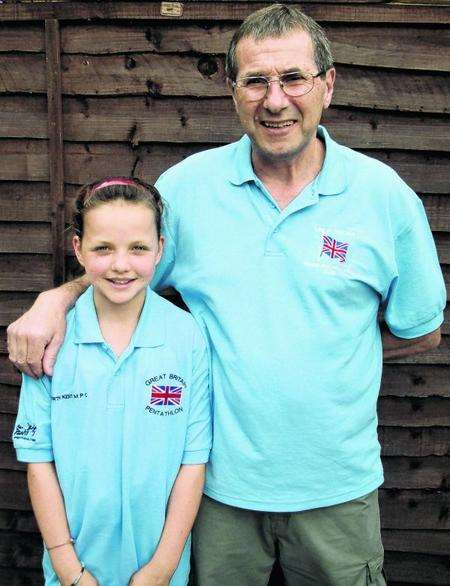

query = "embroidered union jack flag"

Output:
[[150, 385, 183, 406], [321, 234, 349, 263]]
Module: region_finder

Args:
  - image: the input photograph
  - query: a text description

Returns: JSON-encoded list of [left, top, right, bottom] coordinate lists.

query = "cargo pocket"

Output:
[[366, 555, 386, 585]]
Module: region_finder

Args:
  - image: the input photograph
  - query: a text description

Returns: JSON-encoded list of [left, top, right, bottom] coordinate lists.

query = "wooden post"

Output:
[[45, 18, 65, 286]]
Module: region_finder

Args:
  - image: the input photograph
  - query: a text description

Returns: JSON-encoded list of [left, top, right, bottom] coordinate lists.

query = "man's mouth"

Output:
[[260, 120, 295, 128]]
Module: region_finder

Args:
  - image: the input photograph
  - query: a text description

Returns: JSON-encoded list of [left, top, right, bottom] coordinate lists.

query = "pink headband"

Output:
[[93, 178, 137, 191]]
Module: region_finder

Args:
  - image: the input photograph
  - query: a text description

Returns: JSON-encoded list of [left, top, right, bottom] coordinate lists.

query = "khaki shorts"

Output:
[[191, 490, 386, 586]]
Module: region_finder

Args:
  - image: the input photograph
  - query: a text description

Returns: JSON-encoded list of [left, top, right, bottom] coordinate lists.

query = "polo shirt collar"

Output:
[[314, 125, 347, 196], [132, 288, 166, 348], [74, 286, 166, 348], [228, 126, 347, 196], [229, 135, 257, 186]]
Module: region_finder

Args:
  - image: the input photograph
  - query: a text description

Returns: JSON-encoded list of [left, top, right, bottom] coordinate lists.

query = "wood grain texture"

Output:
[[2, 95, 449, 153], [379, 489, 450, 530], [1, 140, 448, 194], [379, 427, 450, 457], [382, 529, 450, 556], [0, 509, 37, 533], [0, 223, 51, 254], [0, 23, 44, 53], [380, 365, 450, 397], [0, 255, 53, 292], [382, 456, 449, 490], [45, 18, 66, 286], [2, 52, 449, 114], [0, 182, 51, 222], [60, 22, 450, 72], [378, 397, 450, 427], [384, 551, 450, 585], [1, 2, 449, 24], [0, 292, 39, 326]]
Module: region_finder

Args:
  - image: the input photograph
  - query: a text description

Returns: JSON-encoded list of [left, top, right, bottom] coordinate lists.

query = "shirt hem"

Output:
[[203, 474, 384, 513], [388, 311, 443, 339], [16, 448, 54, 462]]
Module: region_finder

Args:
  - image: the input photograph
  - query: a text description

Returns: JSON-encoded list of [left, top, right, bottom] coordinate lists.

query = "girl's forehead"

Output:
[[83, 200, 157, 232]]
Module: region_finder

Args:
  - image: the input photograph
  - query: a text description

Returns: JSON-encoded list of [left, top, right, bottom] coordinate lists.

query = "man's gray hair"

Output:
[[225, 3, 333, 81]]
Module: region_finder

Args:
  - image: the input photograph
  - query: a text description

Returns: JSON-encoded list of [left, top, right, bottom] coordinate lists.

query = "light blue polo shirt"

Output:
[[13, 287, 211, 585], [153, 126, 446, 512]]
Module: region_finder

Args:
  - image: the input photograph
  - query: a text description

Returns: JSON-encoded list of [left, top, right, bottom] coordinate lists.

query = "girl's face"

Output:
[[73, 200, 163, 312]]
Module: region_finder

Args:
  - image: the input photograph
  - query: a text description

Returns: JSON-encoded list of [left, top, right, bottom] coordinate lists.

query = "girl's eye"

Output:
[[133, 245, 149, 251], [93, 246, 109, 252]]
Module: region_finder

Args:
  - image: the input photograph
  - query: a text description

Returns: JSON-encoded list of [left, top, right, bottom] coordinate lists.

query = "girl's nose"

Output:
[[111, 253, 130, 272]]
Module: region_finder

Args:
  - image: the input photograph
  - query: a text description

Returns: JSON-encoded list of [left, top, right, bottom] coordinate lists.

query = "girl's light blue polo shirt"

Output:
[[13, 287, 211, 585], [153, 126, 446, 513]]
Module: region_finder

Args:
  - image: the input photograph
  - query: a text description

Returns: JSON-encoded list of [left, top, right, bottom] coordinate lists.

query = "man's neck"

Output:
[[252, 136, 325, 210]]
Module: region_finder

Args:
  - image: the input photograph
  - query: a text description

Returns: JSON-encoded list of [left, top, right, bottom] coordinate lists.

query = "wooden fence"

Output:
[[0, 1, 449, 584]]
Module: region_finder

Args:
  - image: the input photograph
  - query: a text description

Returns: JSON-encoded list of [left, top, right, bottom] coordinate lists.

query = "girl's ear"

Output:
[[155, 235, 164, 266], [73, 235, 85, 267]]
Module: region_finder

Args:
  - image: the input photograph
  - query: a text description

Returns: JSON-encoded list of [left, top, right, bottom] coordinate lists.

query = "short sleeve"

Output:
[[384, 197, 446, 338], [151, 173, 177, 291], [182, 327, 212, 464], [12, 374, 54, 462]]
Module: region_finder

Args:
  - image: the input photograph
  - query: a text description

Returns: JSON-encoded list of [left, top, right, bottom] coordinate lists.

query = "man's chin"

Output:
[[253, 142, 308, 165]]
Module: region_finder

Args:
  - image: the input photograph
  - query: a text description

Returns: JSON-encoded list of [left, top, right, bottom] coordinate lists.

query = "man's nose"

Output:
[[263, 80, 289, 112]]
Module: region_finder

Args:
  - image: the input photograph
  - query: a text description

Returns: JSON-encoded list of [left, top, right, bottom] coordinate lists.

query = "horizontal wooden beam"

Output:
[[379, 427, 450, 457], [1, 140, 448, 194], [2, 21, 449, 74], [1, 53, 449, 114], [1, 95, 449, 152], [384, 550, 450, 585], [0, 2, 449, 24], [382, 529, 450, 557]]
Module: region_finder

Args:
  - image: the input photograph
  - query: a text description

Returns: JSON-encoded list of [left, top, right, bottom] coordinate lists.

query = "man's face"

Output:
[[230, 31, 335, 165]]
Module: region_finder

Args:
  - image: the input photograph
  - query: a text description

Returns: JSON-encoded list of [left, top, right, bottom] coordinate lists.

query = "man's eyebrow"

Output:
[[240, 67, 306, 78]]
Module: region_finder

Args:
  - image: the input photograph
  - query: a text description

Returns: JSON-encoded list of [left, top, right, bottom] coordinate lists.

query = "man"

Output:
[[8, 5, 446, 585]]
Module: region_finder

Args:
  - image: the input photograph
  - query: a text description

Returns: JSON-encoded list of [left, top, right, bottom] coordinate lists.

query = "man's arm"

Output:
[[382, 324, 441, 360], [7, 275, 89, 378], [28, 463, 98, 586], [129, 464, 205, 586]]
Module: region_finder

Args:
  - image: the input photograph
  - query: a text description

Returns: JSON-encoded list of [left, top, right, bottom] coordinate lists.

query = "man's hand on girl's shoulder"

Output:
[[7, 288, 69, 378]]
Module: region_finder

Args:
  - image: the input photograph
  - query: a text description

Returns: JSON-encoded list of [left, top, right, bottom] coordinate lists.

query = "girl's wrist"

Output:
[[49, 545, 82, 585]]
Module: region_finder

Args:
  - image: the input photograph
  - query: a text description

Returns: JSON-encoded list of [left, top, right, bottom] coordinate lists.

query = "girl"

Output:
[[13, 177, 211, 586]]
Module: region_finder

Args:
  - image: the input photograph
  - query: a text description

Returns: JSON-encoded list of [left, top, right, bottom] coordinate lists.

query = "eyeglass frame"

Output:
[[231, 69, 327, 101]]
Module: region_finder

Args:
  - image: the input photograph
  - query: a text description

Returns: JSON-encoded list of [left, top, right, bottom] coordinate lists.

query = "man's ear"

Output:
[[227, 78, 238, 110], [72, 235, 85, 268], [323, 67, 336, 110]]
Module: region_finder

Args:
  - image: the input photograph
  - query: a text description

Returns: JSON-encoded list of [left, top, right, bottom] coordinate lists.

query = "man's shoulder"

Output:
[[151, 292, 205, 347], [156, 141, 239, 191], [336, 140, 399, 182]]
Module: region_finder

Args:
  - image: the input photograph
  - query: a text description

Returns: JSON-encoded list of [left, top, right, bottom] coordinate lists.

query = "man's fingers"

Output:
[[26, 334, 47, 379], [42, 334, 65, 377], [7, 325, 32, 377]]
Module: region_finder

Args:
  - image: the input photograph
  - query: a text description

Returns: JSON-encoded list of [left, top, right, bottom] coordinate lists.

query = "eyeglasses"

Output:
[[232, 70, 325, 101]]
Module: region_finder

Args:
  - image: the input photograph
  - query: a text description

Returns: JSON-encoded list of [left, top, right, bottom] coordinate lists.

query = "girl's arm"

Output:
[[129, 463, 205, 586], [28, 462, 98, 586]]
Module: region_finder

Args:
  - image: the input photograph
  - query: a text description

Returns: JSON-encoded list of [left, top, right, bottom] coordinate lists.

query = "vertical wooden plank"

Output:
[[45, 19, 65, 286]]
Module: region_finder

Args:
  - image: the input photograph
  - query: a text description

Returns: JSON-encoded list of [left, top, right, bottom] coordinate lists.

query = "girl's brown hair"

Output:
[[73, 177, 164, 238]]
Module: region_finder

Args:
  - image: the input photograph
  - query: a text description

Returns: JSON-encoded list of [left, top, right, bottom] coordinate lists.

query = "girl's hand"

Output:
[[128, 561, 172, 586], [78, 568, 99, 585]]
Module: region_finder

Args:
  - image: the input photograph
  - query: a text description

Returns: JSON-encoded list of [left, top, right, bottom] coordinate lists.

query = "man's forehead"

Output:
[[235, 30, 315, 75]]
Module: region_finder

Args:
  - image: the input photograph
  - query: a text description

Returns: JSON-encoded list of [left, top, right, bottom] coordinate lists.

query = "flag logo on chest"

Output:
[[321, 234, 349, 263], [150, 385, 183, 406]]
